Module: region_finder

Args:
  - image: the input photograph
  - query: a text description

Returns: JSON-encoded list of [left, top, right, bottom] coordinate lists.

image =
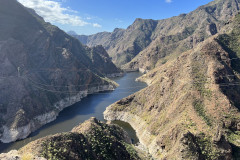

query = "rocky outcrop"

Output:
[[1, 118, 144, 160], [0, 0, 121, 143], [75, 0, 240, 69], [0, 150, 45, 160]]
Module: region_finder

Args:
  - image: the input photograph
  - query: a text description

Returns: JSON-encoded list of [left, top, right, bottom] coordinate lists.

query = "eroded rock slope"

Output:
[[0, 0, 121, 143], [104, 14, 240, 159], [75, 0, 240, 70]]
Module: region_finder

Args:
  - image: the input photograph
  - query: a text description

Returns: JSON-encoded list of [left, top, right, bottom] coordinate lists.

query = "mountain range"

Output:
[[74, 0, 240, 72], [0, 0, 122, 143], [1, 0, 240, 159]]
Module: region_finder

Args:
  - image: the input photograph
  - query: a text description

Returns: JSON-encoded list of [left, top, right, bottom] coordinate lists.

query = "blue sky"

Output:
[[18, 0, 213, 35]]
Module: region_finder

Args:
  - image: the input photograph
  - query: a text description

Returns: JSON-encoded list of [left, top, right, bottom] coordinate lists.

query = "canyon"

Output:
[[1, 0, 240, 159]]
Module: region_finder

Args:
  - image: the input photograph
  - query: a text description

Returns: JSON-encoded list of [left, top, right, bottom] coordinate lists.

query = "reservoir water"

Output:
[[0, 72, 147, 153]]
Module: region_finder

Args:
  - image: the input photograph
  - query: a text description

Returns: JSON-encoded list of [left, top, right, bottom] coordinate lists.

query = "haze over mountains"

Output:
[[1, 0, 240, 159]]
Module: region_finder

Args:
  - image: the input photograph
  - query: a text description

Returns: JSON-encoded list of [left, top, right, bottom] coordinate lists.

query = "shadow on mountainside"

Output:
[[216, 34, 240, 111]]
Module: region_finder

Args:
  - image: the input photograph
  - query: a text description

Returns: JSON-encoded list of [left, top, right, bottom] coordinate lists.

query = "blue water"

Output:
[[0, 72, 147, 153]]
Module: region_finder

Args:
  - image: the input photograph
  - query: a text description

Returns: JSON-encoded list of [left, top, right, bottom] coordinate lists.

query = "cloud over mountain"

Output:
[[18, 0, 89, 26]]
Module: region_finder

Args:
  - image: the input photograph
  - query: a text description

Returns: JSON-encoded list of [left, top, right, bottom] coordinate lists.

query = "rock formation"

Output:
[[104, 13, 240, 159], [0, 0, 121, 143], [75, 0, 240, 71], [0, 118, 148, 160], [1, 0, 240, 159]]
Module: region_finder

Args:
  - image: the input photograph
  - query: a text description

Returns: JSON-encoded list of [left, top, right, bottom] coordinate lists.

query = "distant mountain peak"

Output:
[[75, 0, 240, 69], [67, 30, 78, 35]]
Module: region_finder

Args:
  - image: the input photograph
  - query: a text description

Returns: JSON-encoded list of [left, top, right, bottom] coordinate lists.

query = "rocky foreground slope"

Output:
[[104, 14, 240, 159], [0, 118, 149, 160], [0, 0, 122, 143], [1, 0, 240, 159], [75, 0, 240, 69]]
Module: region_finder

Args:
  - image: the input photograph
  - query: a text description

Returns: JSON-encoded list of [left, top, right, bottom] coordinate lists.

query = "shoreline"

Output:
[[104, 110, 158, 159], [0, 83, 117, 143]]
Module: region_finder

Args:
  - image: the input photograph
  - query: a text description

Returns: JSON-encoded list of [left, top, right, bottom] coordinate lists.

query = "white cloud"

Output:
[[18, 0, 88, 26], [93, 23, 102, 28], [165, 0, 172, 3], [86, 17, 92, 20]]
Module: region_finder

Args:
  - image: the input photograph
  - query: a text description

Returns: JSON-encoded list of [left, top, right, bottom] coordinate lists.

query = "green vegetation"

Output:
[[192, 60, 212, 97], [195, 133, 220, 159], [86, 125, 129, 159], [84, 119, 140, 160], [39, 119, 140, 160], [228, 131, 240, 146], [41, 133, 93, 160], [184, 133, 222, 160], [191, 57, 212, 126], [227, 131, 240, 159], [193, 100, 212, 126], [122, 142, 140, 159]]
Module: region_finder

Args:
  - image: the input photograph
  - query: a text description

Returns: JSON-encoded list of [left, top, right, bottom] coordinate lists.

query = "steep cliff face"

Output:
[[75, 0, 240, 69], [84, 45, 123, 77], [0, 118, 147, 160], [104, 15, 240, 159], [124, 0, 240, 72], [0, 0, 121, 143]]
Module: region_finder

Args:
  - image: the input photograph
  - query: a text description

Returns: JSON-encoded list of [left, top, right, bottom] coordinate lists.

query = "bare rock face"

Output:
[[0, 0, 121, 143], [75, 0, 240, 69], [84, 45, 124, 77]]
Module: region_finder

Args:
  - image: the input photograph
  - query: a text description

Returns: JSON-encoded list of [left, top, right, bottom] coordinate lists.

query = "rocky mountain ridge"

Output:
[[75, 0, 240, 71], [0, 118, 149, 160], [5, 23, 240, 158], [0, 0, 121, 143], [104, 13, 240, 159], [1, 0, 240, 159]]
